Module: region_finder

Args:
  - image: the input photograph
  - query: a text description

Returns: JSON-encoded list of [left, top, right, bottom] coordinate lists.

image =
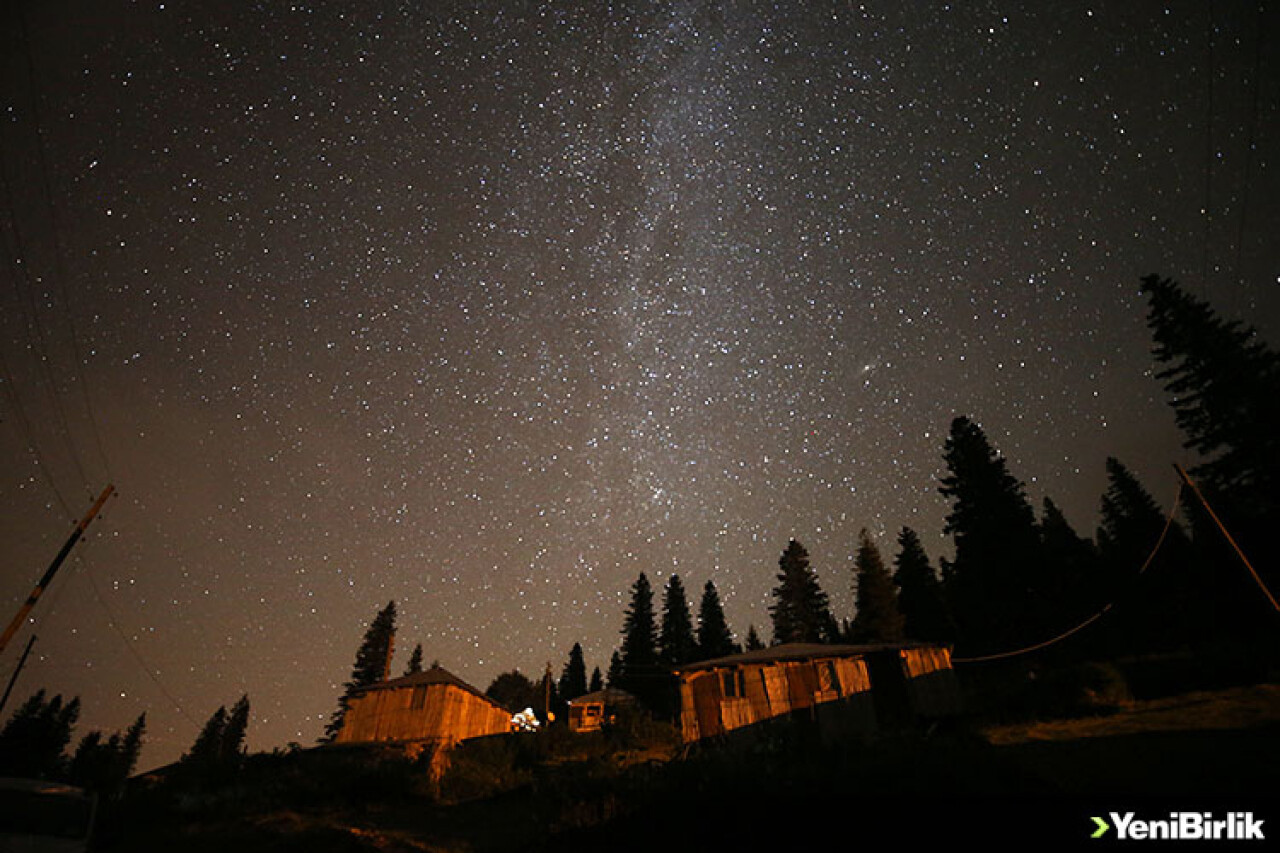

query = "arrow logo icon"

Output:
[[1092, 816, 1110, 839]]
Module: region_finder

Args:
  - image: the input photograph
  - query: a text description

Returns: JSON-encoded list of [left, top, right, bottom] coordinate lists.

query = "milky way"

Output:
[[2, 1, 1277, 767]]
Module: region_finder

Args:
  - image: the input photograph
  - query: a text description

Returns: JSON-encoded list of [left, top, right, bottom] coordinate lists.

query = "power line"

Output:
[[1200, 2, 1216, 291], [1232, 2, 1265, 290], [12, 1, 115, 487], [953, 481, 1185, 665], [0, 163, 93, 502]]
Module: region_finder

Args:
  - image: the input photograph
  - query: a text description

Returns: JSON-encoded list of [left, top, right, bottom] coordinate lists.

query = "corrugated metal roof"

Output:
[[670, 641, 949, 674]]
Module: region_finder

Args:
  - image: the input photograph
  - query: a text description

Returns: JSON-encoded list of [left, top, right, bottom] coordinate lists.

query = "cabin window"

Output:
[[818, 661, 840, 694], [411, 686, 428, 710]]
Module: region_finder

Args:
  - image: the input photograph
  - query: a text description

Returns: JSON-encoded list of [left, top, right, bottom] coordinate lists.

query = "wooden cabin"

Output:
[[670, 642, 961, 744], [333, 665, 512, 749], [567, 688, 637, 733]]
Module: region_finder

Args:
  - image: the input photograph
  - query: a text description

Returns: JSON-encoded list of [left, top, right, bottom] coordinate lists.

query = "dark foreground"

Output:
[[90, 679, 1280, 852]]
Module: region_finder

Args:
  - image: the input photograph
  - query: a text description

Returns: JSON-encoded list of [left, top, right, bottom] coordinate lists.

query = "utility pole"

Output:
[[0, 634, 37, 716], [0, 484, 115, 656]]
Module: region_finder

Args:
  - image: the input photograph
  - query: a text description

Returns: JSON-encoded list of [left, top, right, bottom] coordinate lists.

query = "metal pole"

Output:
[[0, 634, 37, 716], [0, 484, 114, 655]]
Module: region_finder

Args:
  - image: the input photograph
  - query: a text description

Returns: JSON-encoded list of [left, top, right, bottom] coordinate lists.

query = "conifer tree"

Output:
[[769, 539, 838, 645], [696, 580, 737, 659], [658, 575, 698, 666], [606, 650, 622, 687], [1142, 274, 1280, 504], [618, 573, 659, 697], [69, 712, 146, 797], [120, 712, 146, 779], [938, 416, 1048, 655], [405, 643, 424, 675], [219, 695, 251, 769], [324, 600, 397, 741], [69, 731, 108, 789], [850, 529, 905, 643], [186, 705, 227, 770], [0, 691, 80, 779], [744, 624, 765, 651], [589, 667, 603, 693], [1096, 457, 1193, 653], [1142, 275, 1280, 653], [892, 527, 952, 642], [559, 642, 589, 702], [1036, 498, 1104, 653]]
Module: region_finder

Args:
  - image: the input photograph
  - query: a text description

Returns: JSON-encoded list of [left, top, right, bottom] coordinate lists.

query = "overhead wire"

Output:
[[1231, 2, 1264, 290], [1200, 2, 1215, 290], [12, 1, 114, 489], [0, 163, 94, 505], [952, 480, 1185, 664]]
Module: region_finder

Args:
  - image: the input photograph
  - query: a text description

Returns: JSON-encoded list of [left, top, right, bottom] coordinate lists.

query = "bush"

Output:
[[438, 735, 532, 802], [1026, 662, 1133, 718]]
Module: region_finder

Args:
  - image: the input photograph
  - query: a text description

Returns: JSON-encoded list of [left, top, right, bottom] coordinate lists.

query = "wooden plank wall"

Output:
[[900, 647, 963, 717], [678, 656, 878, 743], [336, 684, 511, 744]]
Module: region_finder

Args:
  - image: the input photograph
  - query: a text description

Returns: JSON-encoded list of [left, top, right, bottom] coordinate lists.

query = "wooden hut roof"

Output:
[[567, 687, 637, 707], [350, 664, 499, 707], [670, 641, 948, 675]]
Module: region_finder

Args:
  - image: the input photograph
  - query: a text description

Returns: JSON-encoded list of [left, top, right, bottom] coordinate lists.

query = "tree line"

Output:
[[603, 275, 1276, 683], [314, 274, 1278, 731]]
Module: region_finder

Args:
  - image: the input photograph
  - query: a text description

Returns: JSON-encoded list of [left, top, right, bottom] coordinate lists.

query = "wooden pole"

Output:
[[1174, 464, 1278, 613], [0, 484, 114, 655]]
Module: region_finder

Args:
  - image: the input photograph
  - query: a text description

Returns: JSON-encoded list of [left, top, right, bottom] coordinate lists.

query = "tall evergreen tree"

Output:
[[404, 643, 424, 676], [769, 539, 838, 645], [558, 642, 589, 703], [70, 726, 142, 799], [1142, 274, 1280, 504], [744, 624, 765, 651], [892, 527, 952, 643], [696, 580, 737, 659], [938, 416, 1048, 656], [120, 712, 146, 780], [0, 691, 80, 780], [589, 667, 603, 693], [1036, 498, 1104, 654], [606, 650, 623, 688], [324, 600, 397, 741], [185, 705, 227, 770], [850, 529, 905, 643], [219, 695, 251, 769], [618, 573, 660, 698], [69, 731, 109, 791], [1096, 457, 1193, 653], [1142, 274, 1280, 653], [658, 575, 699, 665]]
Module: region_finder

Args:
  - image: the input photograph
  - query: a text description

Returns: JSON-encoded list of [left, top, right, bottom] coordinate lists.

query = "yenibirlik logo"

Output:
[[1091, 812, 1266, 841]]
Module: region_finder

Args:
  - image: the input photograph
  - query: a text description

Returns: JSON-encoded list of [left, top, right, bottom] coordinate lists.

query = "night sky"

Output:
[[2, 1, 1277, 770]]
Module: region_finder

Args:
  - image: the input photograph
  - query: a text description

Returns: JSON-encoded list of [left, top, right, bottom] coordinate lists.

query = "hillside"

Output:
[[93, 675, 1280, 852]]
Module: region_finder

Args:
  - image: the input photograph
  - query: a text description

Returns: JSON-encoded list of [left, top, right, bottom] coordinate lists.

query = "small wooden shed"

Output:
[[333, 665, 512, 749], [670, 642, 961, 744], [567, 687, 637, 733]]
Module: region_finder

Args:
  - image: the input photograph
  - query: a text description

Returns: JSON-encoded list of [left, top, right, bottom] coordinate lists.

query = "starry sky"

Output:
[[2, 1, 1277, 770]]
